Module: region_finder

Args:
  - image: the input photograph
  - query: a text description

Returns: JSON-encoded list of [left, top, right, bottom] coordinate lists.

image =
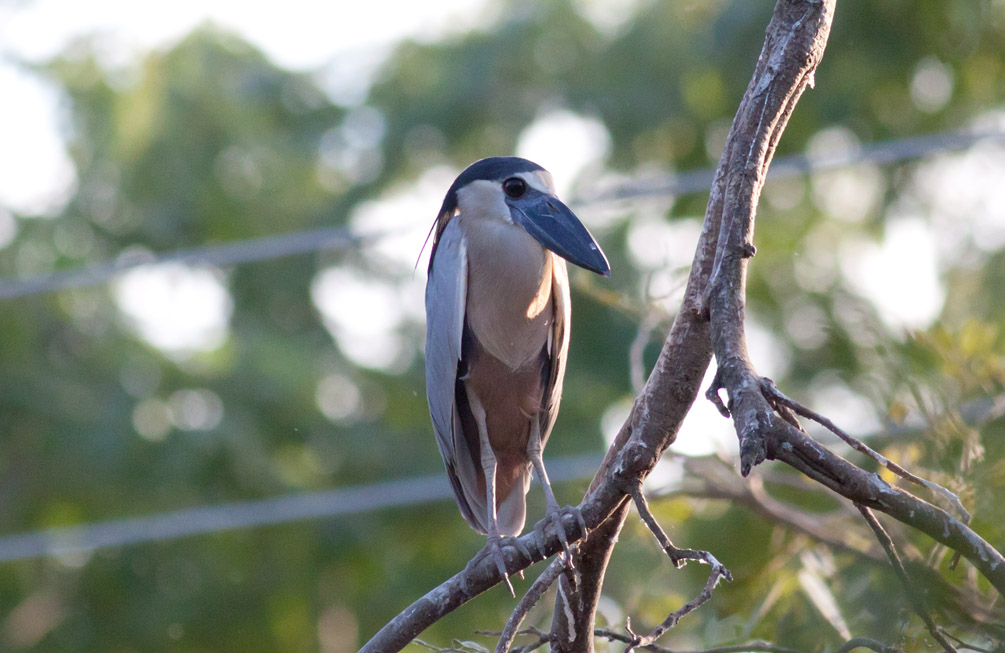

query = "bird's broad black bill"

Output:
[[508, 194, 610, 277]]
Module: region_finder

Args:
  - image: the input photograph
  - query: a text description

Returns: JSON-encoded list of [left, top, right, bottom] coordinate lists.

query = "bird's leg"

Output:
[[528, 420, 582, 566], [465, 385, 516, 596]]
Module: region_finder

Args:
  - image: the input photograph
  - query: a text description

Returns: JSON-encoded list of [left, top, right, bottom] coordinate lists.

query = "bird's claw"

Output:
[[482, 534, 533, 595], [485, 535, 515, 596], [551, 508, 573, 564], [508, 534, 533, 562], [533, 505, 586, 569], [555, 505, 589, 566], [532, 519, 550, 560]]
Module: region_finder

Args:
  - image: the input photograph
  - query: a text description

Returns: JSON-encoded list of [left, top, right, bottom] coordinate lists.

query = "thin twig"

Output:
[[937, 629, 996, 653], [834, 638, 900, 653], [623, 483, 732, 650], [856, 504, 957, 653], [414, 638, 498, 652], [476, 626, 551, 653], [630, 308, 667, 395], [495, 559, 566, 653], [763, 379, 970, 523], [592, 632, 813, 653]]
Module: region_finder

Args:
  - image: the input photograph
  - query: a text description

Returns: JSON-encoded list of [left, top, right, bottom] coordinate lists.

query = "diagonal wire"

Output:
[[0, 391, 1000, 564], [571, 127, 1005, 204], [0, 127, 1002, 301], [0, 453, 603, 564], [0, 130, 1002, 562], [0, 224, 372, 300]]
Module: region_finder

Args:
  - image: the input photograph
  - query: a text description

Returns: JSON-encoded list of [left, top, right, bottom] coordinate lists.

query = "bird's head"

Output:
[[436, 156, 610, 277]]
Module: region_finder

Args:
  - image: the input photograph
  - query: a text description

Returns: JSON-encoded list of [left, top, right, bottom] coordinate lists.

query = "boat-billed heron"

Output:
[[424, 156, 609, 589]]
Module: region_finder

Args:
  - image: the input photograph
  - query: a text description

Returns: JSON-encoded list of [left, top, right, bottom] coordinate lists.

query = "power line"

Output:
[[576, 127, 1005, 203], [0, 130, 999, 565], [0, 129, 1000, 562], [0, 225, 372, 300], [0, 453, 603, 563], [1, 393, 1001, 563], [0, 127, 1002, 301]]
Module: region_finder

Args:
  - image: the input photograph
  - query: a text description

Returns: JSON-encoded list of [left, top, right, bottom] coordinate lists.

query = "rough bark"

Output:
[[698, 0, 1005, 596], [549, 0, 838, 647]]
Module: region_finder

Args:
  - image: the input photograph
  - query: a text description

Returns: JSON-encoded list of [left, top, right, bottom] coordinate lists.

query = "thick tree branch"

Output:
[[549, 500, 632, 652], [364, 1, 840, 650], [698, 0, 1005, 598], [367, 0, 1003, 647], [703, 0, 837, 474], [721, 387, 1005, 594], [653, 456, 1003, 632], [763, 379, 969, 521], [550, 0, 839, 648]]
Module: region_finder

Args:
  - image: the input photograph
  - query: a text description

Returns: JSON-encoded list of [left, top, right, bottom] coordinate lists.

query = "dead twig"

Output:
[[620, 483, 732, 651], [763, 378, 970, 523], [495, 559, 566, 653], [485, 627, 900, 653], [834, 638, 901, 653], [856, 504, 957, 653], [476, 626, 552, 653], [591, 632, 892, 653], [936, 629, 997, 653]]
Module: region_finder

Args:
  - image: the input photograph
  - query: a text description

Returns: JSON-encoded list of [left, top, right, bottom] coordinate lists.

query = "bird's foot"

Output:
[[532, 518, 550, 560], [534, 505, 587, 568], [507, 534, 534, 563], [479, 535, 531, 597], [486, 535, 514, 596], [568, 505, 589, 542]]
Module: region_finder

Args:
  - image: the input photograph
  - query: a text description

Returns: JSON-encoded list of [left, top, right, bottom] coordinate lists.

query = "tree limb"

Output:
[[496, 558, 565, 653], [763, 378, 969, 521], [364, 0, 1004, 648], [698, 0, 1005, 599], [702, 0, 838, 474], [363, 1, 839, 649], [550, 0, 839, 647]]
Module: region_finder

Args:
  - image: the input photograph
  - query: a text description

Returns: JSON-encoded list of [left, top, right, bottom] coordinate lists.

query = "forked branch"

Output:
[[763, 379, 970, 522], [618, 483, 732, 651], [697, 0, 1005, 600], [365, 1, 837, 649], [365, 0, 1004, 648]]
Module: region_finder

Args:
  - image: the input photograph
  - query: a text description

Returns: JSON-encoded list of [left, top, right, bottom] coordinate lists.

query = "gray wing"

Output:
[[424, 219, 487, 532], [539, 256, 571, 448]]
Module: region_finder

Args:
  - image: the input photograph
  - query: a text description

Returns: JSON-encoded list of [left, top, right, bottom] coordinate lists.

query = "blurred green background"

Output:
[[0, 0, 1003, 650]]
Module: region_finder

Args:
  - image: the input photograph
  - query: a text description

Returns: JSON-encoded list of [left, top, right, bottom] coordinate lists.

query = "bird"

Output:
[[423, 156, 610, 591]]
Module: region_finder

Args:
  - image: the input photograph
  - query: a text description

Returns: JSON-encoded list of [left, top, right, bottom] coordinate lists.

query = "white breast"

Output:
[[459, 216, 554, 370]]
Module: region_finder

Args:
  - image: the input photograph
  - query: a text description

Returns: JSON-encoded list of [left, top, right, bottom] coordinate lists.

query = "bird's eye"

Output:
[[502, 177, 527, 199]]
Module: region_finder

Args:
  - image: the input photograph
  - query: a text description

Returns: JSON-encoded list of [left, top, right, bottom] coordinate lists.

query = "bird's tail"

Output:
[[495, 460, 532, 537], [448, 455, 532, 537]]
